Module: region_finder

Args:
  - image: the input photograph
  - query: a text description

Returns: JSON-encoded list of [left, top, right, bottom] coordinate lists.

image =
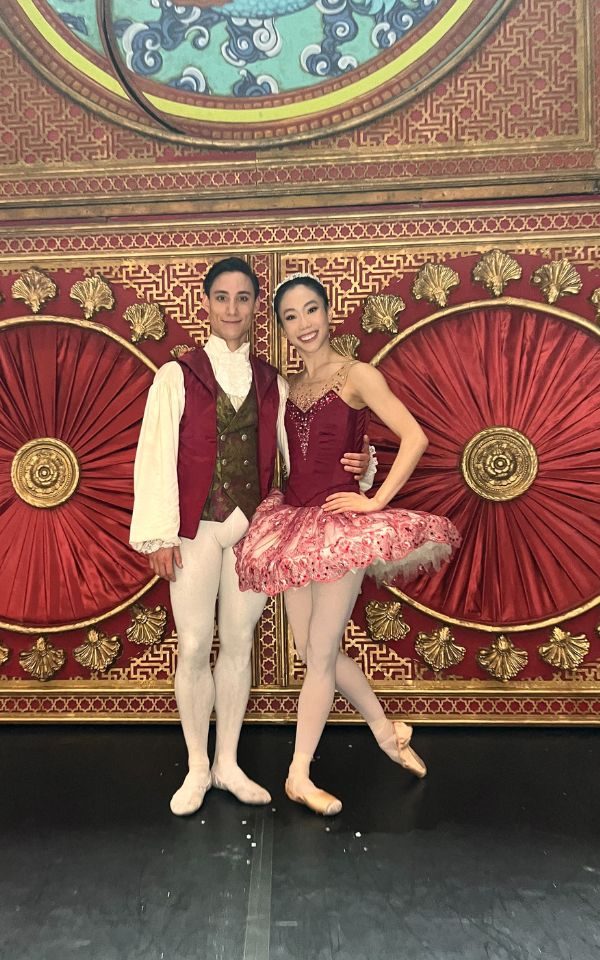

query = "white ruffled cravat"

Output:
[[204, 334, 252, 400]]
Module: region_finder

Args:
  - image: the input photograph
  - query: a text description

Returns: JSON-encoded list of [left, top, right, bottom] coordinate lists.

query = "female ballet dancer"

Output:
[[235, 274, 460, 815]]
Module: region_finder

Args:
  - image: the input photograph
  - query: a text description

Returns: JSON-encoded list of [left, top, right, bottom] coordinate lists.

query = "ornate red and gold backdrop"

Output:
[[0, 0, 599, 722]]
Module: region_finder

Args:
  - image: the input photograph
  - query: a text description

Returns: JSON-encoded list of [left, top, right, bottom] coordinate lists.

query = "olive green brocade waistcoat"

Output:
[[201, 385, 261, 522]]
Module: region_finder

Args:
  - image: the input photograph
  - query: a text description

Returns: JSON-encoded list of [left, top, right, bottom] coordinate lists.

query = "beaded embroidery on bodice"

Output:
[[287, 362, 356, 460], [287, 361, 355, 413]]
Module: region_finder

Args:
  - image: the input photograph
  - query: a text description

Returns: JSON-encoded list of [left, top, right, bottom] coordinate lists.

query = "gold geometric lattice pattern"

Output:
[[564, 659, 600, 683], [104, 635, 178, 683], [315, 0, 582, 151], [98, 261, 212, 343], [289, 619, 415, 685]]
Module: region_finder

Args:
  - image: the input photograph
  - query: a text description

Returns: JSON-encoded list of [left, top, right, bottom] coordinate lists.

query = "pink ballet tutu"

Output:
[[235, 489, 461, 595]]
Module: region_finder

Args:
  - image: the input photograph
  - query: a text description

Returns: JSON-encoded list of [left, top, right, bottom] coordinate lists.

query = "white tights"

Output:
[[169, 508, 270, 814], [284, 571, 400, 793]]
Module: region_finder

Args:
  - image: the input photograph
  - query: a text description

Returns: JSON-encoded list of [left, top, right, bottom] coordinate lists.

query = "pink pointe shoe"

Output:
[[285, 778, 342, 816], [393, 721, 427, 778]]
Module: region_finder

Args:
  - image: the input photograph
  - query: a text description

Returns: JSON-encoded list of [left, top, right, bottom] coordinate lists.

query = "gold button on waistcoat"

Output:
[[223, 481, 230, 490], [243, 459, 249, 466], [220, 434, 226, 441], [241, 433, 247, 441], [221, 458, 227, 466], [245, 482, 251, 489]]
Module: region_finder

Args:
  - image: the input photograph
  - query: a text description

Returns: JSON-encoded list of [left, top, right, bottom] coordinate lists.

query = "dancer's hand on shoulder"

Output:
[[148, 545, 183, 581], [322, 491, 383, 514]]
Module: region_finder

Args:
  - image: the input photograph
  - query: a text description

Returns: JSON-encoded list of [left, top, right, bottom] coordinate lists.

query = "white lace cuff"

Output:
[[131, 538, 181, 555], [358, 445, 378, 493]]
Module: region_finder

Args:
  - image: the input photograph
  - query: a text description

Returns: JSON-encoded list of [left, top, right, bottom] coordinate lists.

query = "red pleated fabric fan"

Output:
[[0, 321, 155, 628], [371, 305, 600, 627]]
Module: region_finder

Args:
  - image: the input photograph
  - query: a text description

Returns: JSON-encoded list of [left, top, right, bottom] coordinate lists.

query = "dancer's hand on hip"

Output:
[[148, 545, 183, 581], [322, 491, 384, 514]]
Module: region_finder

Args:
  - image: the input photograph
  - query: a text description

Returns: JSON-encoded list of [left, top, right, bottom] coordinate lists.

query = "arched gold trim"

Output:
[[1, 0, 518, 149], [0, 314, 158, 632], [373, 297, 600, 631], [371, 297, 600, 367], [0, 315, 158, 371]]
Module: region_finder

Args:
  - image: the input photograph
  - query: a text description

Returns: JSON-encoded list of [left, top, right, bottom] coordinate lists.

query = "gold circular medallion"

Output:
[[461, 426, 538, 501], [11, 438, 80, 508]]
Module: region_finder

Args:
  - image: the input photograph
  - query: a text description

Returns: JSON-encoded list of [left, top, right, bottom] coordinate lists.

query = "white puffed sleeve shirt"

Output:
[[130, 335, 289, 553]]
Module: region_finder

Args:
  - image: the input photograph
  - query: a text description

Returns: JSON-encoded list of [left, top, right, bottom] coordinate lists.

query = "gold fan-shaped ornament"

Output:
[[412, 264, 460, 307], [532, 259, 582, 304], [11, 268, 57, 314], [538, 627, 589, 671], [331, 334, 360, 359], [19, 636, 66, 681], [170, 343, 196, 359], [0, 643, 9, 668], [477, 635, 528, 682], [361, 294, 405, 335], [590, 288, 600, 323], [126, 604, 168, 645], [472, 250, 522, 297], [365, 600, 410, 642], [73, 627, 121, 672], [70, 276, 114, 319], [125, 303, 166, 343], [415, 626, 466, 672]]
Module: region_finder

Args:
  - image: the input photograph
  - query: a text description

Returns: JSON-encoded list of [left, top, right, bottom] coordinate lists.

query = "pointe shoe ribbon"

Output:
[[393, 721, 427, 779], [285, 778, 342, 816]]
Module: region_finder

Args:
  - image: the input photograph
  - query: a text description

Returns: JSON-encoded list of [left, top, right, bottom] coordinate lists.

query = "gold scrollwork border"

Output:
[[372, 297, 600, 632], [0, 314, 158, 633]]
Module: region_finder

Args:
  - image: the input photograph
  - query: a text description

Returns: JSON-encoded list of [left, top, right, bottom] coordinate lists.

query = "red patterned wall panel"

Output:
[[1, 201, 600, 721]]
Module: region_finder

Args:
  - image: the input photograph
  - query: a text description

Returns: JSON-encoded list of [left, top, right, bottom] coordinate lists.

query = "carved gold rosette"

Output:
[[415, 626, 466, 672], [70, 277, 115, 319], [0, 643, 9, 667], [19, 637, 66, 681], [331, 334, 360, 359], [74, 628, 121, 672], [361, 295, 405, 335], [126, 604, 168, 645], [125, 303, 166, 343], [365, 600, 410, 642], [538, 627, 590, 670], [461, 427, 538, 502], [11, 438, 80, 508], [11, 268, 57, 314], [477, 635, 528, 681], [412, 264, 460, 307], [532, 259, 582, 304], [472, 250, 522, 296]]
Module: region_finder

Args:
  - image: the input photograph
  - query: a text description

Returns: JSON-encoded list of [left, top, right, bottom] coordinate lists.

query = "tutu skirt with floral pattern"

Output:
[[235, 489, 461, 596]]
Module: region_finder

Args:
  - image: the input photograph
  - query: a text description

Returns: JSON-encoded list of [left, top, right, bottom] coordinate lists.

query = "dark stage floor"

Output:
[[1, 724, 599, 960]]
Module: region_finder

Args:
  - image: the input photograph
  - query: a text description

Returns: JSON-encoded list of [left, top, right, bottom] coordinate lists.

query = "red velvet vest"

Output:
[[176, 347, 279, 538]]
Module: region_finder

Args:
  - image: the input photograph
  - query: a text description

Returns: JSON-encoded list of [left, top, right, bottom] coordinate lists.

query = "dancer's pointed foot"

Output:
[[170, 769, 212, 816], [392, 721, 427, 778], [370, 717, 427, 778], [285, 775, 342, 816], [211, 763, 271, 805]]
